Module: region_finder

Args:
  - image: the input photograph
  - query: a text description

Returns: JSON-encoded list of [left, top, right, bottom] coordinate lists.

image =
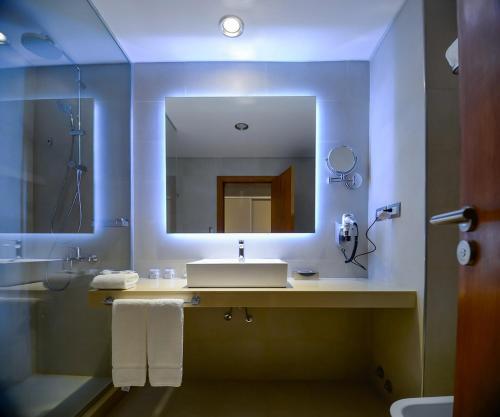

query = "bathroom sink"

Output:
[[186, 259, 288, 288], [390, 396, 453, 417]]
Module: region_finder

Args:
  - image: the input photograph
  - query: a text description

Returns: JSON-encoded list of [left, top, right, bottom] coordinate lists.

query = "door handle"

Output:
[[429, 206, 477, 232]]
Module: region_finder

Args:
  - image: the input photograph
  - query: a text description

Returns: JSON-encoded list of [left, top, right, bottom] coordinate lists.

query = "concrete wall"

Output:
[[369, 0, 426, 399], [132, 61, 370, 278]]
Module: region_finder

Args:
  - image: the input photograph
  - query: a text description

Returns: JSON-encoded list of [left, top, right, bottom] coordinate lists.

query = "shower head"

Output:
[[57, 100, 72, 115], [56, 100, 75, 130], [21, 33, 63, 60]]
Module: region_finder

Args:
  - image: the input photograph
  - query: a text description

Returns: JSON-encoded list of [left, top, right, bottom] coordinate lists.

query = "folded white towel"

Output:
[[112, 299, 148, 387], [147, 299, 184, 387], [91, 271, 139, 290]]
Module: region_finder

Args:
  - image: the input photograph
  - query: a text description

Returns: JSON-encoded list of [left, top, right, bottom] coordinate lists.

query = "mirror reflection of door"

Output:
[[218, 167, 295, 233]]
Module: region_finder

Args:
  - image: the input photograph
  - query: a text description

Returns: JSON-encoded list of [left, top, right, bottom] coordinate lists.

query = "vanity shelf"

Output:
[[0, 258, 63, 264], [88, 278, 416, 309]]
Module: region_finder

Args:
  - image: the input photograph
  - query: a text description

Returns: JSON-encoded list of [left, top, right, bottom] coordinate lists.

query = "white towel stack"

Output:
[[91, 270, 139, 290], [111, 299, 184, 388]]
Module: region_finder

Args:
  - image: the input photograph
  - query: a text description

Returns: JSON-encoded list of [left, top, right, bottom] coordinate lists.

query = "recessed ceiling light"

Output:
[[0, 32, 8, 45], [235, 122, 249, 131], [219, 15, 244, 38]]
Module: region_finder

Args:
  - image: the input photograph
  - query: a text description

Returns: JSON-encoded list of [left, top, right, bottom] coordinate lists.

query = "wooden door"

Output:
[[271, 166, 295, 232], [453, 1, 500, 415]]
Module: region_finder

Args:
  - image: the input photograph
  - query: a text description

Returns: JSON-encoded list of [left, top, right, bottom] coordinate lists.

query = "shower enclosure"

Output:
[[0, 0, 131, 416]]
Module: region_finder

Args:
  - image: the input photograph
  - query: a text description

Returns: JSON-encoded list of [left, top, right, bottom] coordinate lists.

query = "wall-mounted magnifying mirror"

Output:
[[326, 145, 363, 189]]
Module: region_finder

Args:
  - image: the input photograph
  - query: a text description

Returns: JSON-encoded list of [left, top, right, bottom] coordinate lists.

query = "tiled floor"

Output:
[[107, 381, 390, 417]]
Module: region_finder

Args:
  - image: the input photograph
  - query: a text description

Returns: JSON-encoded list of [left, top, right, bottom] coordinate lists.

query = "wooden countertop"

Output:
[[87, 278, 416, 309]]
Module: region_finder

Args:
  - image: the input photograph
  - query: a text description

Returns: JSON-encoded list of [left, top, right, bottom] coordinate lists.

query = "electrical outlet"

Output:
[[375, 202, 401, 220]]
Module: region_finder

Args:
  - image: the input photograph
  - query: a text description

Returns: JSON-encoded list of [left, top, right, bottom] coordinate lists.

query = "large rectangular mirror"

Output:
[[165, 96, 316, 233], [0, 97, 94, 233]]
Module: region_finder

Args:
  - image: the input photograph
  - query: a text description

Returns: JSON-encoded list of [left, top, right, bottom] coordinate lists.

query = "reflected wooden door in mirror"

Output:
[[217, 167, 295, 233]]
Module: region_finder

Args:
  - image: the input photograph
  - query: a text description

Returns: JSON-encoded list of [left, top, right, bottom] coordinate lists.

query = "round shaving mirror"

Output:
[[326, 145, 357, 175]]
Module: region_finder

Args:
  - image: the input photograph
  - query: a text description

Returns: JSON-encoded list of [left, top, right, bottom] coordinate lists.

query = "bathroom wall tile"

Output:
[[346, 61, 371, 103], [133, 100, 165, 143], [132, 61, 370, 278], [183, 62, 269, 97], [369, 0, 427, 397], [318, 99, 369, 146], [266, 62, 349, 101], [133, 63, 187, 100]]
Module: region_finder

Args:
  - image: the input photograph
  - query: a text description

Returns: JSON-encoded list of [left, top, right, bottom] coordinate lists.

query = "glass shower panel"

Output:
[[0, 0, 130, 416]]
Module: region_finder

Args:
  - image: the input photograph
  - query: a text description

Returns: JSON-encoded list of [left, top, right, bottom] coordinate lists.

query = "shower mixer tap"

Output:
[[66, 246, 99, 265]]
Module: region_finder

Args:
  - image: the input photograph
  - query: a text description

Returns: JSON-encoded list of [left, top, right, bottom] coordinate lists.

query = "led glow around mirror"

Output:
[[165, 96, 316, 234]]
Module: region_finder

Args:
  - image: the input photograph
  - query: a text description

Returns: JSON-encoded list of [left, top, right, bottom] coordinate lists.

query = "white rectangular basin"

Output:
[[390, 396, 453, 417], [186, 259, 288, 288]]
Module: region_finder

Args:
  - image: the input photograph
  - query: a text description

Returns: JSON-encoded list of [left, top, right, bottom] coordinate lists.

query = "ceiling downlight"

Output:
[[219, 15, 244, 38]]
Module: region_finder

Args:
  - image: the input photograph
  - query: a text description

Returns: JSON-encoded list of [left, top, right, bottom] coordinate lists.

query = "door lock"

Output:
[[456, 240, 476, 266]]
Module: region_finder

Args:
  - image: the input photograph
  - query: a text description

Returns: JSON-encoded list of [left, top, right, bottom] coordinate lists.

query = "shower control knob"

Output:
[[456, 240, 476, 266]]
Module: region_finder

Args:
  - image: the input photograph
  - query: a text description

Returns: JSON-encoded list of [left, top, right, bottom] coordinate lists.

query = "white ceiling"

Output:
[[90, 0, 405, 62], [166, 97, 316, 158]]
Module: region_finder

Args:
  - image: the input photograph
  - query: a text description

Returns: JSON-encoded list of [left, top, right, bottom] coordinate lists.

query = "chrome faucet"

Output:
[[238, 240, 245, 262]]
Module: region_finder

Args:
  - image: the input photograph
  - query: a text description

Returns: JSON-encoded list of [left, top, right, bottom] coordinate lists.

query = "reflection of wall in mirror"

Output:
[[166, 115, 178, 232], [33, 99, 94, 233], [0, 98, 94, 233], [0, 100, 32, 233], [167, 157, 314, 233]]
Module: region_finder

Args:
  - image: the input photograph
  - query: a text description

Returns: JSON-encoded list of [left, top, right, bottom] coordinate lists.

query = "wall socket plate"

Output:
[[375, 202, 401, 220]]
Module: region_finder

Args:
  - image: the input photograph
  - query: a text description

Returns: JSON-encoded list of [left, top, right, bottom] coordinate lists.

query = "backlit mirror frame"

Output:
[[164, 95, 318, 234]]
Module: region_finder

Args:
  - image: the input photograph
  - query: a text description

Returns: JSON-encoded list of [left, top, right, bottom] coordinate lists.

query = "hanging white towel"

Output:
[[147, 299, 184, 387], [91, 271, 139, 290], [112, 299, 148, 387]]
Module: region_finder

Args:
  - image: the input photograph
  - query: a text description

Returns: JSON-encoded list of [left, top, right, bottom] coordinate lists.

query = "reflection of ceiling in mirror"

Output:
[[0, 0, 127, 69], [165, 96, 316, 158]]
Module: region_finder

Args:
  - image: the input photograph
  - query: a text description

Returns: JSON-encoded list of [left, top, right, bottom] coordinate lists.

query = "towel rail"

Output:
[[103, 295, 201, 306]]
